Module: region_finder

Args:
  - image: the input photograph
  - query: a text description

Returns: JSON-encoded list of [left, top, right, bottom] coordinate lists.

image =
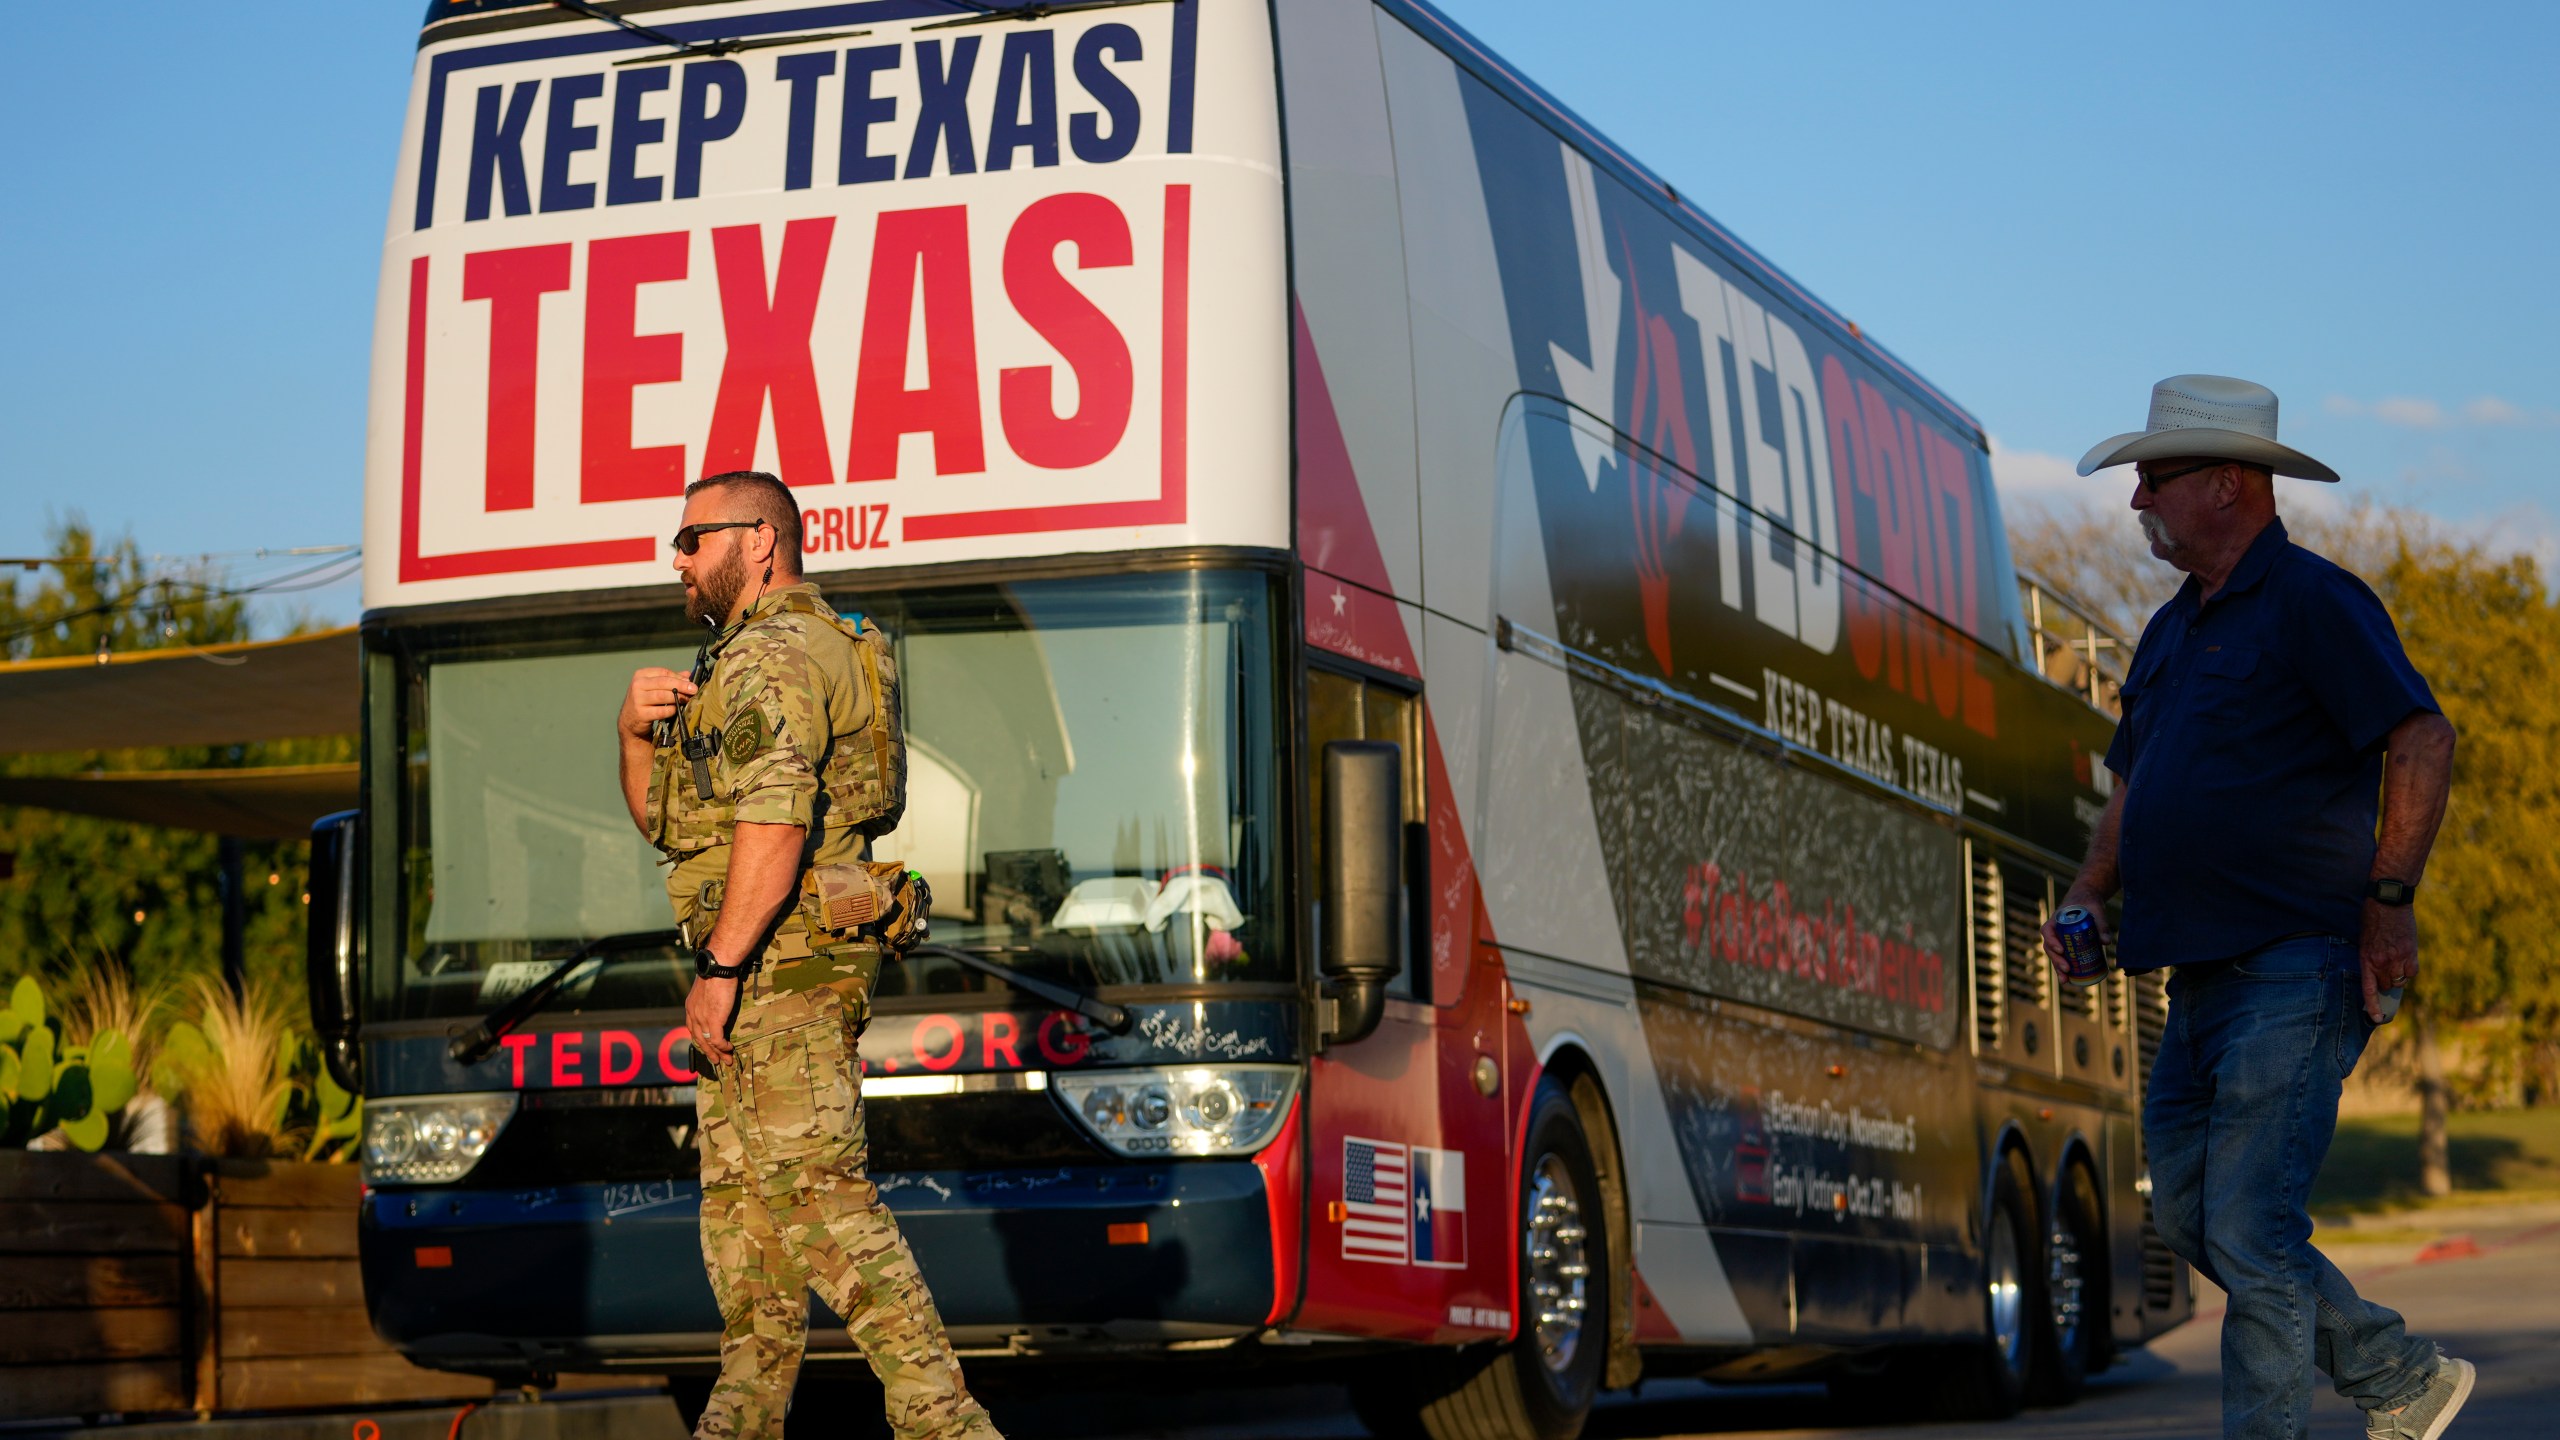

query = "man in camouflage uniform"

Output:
[[617, 470, 1000, 1440]]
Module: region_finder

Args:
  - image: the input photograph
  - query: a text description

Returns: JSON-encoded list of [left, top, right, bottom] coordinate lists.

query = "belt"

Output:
[[2179, 931, 2345, 980]]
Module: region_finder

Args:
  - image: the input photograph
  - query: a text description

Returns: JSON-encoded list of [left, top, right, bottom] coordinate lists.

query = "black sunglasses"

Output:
[[2137, 460, 2223, 493], [668, 519, 764, 556]]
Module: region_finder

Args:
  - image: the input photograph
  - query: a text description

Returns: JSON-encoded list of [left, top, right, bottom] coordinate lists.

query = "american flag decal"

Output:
[[1342, 1137, 1410, 1262]]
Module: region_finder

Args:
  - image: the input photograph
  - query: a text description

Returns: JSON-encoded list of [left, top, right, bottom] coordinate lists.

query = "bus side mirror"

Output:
[[306, 809, 363, 1094], [1321, 741, 1400, 1046]]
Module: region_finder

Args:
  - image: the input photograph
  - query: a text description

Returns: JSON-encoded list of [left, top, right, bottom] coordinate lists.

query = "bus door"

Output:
[[1295, 664, 1518, 1341]]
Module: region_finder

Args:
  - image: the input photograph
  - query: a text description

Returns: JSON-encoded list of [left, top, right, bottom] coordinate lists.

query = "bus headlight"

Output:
[[363, 1093, 518, 1185], [1052, 1066, 1297, 1158]]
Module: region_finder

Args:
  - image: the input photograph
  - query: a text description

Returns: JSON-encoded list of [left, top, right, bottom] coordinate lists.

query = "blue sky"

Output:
[[0, 5, 418, 630], [2, 2, 2551, 633]]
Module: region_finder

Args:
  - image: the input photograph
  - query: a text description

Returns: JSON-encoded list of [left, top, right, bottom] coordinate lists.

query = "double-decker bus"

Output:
[[309, 0, 2189, 1431]]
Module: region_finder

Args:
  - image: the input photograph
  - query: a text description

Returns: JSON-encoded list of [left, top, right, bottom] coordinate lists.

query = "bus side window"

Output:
[[1307, 668, 1428, 1001]]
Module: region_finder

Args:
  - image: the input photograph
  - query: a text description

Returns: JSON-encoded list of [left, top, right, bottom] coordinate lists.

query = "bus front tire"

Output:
[[1934, 1151, 2043, 1419], [1410, 1078, 1610, 1440]]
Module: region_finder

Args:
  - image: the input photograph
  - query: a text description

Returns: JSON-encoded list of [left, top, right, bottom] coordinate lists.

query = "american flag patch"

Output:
[[1342, 1137, 1410, 1262]]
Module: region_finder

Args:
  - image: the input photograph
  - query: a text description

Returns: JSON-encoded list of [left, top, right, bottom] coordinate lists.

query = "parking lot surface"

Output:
[[40, 1204, 2556, 1440]]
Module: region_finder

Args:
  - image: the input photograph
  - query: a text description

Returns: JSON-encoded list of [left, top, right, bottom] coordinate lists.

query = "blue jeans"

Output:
[[2143, 935, 2440, 1438]]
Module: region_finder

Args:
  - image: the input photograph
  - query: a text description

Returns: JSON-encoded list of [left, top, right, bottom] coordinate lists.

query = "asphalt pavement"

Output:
[[1624, 1200, 2560, 1440], [989, 1200, 2560, 1440], [48, 1202, 2556, 1440]]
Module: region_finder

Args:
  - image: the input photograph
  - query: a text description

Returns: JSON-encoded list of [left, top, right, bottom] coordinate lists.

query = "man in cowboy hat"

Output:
[[2042, 376, 2471, 1440]]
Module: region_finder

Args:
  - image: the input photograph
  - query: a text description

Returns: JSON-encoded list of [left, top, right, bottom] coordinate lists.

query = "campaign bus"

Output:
[[310, 0, 2189, 1430]]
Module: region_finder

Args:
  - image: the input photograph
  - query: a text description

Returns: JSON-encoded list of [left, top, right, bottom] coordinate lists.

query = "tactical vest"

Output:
[[645, 590, 907, 858], [647, 590, 909, 1041]]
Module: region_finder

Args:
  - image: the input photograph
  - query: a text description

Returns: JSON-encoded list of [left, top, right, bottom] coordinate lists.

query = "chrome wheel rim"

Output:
[[1987, 1206, 2026, 1373], [2049, 1215, 2087, 1357], [1525, 1154, 1591, 1373]]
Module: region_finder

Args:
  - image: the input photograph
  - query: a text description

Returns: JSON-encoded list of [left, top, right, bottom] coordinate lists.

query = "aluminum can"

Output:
[[2053, 905, 2107, 988]]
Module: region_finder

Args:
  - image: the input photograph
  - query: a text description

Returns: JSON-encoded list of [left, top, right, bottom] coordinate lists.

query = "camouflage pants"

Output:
[[694, 1003, 999, 1440]]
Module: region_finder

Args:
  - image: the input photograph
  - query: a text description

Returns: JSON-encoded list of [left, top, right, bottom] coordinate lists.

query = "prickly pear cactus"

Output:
[[52, 1029, 140, 1151], [306, 1058, 360, 1161], [87, 1031, 139, 1115], [0, 975, 34, 1043], [3, 977, 48, 1145], [2, 974, 146, 1152]]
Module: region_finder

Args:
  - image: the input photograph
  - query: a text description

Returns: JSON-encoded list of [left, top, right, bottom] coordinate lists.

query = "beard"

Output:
[[683, 547, 748, 625], [2139, 511, 2183, 563]]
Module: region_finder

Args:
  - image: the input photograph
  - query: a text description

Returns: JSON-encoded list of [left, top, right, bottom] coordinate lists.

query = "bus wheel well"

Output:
[[2052, 1140, 2105, 1233], [1537, 1046, 1638, 1391], [1989, 1129, 2040, 1232]]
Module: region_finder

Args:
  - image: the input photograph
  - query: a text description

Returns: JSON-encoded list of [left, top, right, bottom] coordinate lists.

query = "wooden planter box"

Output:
[[0, 1152, 191, 1418], [0, 1153, 496, 1422]]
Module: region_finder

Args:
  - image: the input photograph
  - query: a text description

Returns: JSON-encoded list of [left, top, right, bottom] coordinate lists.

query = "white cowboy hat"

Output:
[[2076, 373, 2340, 482]]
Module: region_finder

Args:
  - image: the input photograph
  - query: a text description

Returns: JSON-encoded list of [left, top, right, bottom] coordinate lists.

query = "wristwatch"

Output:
[[694, 947, 752, 980], [2365, 878, 2418, 907]]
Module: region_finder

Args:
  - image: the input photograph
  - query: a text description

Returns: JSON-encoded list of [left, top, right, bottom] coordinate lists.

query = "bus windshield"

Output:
[[384, 569, 1287, 1022]]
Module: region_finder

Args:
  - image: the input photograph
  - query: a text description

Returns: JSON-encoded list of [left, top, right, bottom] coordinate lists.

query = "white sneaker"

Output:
[[2365, 1356, 2477, 1440]]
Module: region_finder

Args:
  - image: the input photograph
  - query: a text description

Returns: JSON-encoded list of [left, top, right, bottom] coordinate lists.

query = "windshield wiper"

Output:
[[448, 929, 683, 1066], [548, 0, 871, 66], [917, 0, 1181, 32], [906, 944, 1132, 1033]]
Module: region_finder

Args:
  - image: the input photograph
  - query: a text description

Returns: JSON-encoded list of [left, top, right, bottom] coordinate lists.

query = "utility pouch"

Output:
[[764, 932, 878, 1017], [804, 861, 932, 954]]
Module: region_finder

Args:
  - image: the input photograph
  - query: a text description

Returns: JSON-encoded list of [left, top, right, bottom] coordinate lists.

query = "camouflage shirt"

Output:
[[647, 582, 903, 1037]]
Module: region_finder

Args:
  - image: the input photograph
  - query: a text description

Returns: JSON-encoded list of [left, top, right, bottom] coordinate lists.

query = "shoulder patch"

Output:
[[725, 709, 763, 764]]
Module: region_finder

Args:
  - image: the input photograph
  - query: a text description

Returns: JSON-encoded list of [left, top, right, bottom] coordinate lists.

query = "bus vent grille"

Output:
[[2057, 958, 2098, 1018], [1967, 846, 2005, 1051], [1998, 860, 2050, 1014], [2106, 967, 2130, 1032], [2140, 1193, 2181, 1312]]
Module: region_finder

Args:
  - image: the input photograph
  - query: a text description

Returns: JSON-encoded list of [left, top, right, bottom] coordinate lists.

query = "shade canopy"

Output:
[[0, 764, 360, 843], [0, 628, 358, 754]]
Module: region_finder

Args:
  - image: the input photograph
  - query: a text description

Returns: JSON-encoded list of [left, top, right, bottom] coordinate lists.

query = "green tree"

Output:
[[0, 523, 354, 1009], [2382, 542, 2560, 1190]]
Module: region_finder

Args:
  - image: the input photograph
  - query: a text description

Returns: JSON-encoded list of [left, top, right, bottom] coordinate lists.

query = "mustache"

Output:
[[2139, 512, 2173, 548]]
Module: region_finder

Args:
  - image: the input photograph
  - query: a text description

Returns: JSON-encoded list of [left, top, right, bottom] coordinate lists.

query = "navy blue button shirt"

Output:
[[2105, 518, 2438, 970]]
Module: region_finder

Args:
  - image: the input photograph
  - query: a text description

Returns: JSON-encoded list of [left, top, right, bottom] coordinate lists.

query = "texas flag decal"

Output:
[[1410, 1146, 1467, 1268]]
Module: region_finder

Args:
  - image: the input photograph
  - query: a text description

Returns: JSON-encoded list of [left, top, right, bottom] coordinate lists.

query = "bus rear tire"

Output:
[[2031, 1161, 2109, 1404], [1932, 1151, 2041, 1419], [1412, 1078, 1610, 1440]]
